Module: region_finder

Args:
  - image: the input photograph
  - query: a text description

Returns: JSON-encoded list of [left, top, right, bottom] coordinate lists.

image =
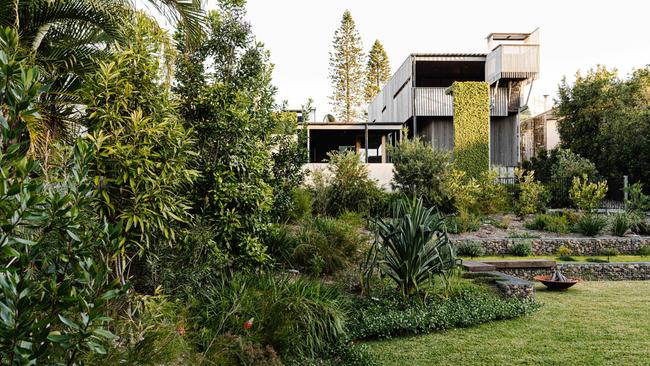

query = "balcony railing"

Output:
[[485, 44, 540, 85], [414, 87, 509, 117]]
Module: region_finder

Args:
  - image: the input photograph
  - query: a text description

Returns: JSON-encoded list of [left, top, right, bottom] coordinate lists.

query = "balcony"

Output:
[[485, 44, 540, 85], [414, 87, 509, 117]]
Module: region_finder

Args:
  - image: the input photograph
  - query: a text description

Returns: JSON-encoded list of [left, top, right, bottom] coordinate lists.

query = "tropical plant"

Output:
[[390, 136, 451, 207], [574, 214, 607, 237], [371, 197, 457, 298], [514, 169, 547, 216], [329, 10, 365, 121], [364, 39, 390, 103], [569, 174, 607, 212], [82, 15, 198, 284], [610, 212, 632, 237]]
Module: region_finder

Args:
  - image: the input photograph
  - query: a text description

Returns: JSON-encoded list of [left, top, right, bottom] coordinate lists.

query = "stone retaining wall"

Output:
[[453, 237, 650, 256], [491, 272, 535, 300], [500, 262, 650, 281]]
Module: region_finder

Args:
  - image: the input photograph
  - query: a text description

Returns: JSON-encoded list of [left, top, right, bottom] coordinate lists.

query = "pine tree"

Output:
[[329, 10, 365, 122], [365, 40, 391, 103]]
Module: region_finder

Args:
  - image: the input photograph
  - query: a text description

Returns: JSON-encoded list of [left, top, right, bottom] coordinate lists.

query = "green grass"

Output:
[[366, 281, 650, 365], [461, 255, 649, 263]]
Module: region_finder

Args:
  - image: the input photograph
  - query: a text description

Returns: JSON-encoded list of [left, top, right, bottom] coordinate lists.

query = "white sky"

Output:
[[227, 0, 650, 120]]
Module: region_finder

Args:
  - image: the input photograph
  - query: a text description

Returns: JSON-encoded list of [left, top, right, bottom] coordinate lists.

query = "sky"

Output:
[[231, 0, 650, 120]]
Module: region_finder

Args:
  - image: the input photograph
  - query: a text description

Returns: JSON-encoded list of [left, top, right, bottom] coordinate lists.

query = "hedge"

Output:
[[452, 82, 490, 178]]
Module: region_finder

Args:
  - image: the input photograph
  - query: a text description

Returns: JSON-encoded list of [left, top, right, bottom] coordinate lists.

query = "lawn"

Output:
[[461, 255, 649, 263], [365, 281, 650, 365]]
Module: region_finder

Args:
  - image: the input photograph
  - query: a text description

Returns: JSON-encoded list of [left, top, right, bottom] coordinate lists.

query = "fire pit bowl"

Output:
[[534, 275, 580, 291]]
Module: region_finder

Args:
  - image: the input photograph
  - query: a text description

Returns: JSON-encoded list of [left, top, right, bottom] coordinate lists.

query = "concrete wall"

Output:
[[303, 163, 394, 191]]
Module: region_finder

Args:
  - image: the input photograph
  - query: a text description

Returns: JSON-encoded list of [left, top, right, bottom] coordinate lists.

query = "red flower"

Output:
[[243, 317, 254, 330]]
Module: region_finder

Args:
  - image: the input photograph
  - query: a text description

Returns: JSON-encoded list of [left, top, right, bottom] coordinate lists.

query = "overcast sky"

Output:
[[234, 0, 650, 120]]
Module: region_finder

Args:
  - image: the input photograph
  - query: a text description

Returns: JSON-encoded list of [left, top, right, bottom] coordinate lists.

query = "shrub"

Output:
[[452, 82, 490, 178], [600, 248, 620, 262], [444, 169, 508, 216], [389, 136, 451, 207], [308, 151, 382, 216], [557, 246, 573, 257], [191, 274, 348, 359], [551, 148, 598, 182], [347, 288, 539, 340], [475, 170, 510, 214], [525, 213, 570, 233], [610, 212, 631, 237], [638, 245, 650, 256], [293, 217, 367, 276], [574, 214, 607, 236], [445, 212, 482, 234], [370, 197, 457, 298], [514, 169, 547, 216], [625, 182, 650, 212], [287, 187, 313, 223], [511, 241, 533, 257], [569, 174, 607, 212], [456, 241, 485, 257], [586, 257, 608, 263]]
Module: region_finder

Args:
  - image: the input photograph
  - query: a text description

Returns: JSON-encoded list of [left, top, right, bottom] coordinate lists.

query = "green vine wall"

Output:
[[452, 82, 490, 178]]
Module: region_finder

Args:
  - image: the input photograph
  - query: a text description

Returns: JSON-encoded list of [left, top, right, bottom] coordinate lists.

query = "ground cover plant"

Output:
[[366, 282, 650, 365]]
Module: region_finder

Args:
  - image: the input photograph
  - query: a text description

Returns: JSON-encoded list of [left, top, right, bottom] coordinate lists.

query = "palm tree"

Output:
[[0, 0, 204, 143]]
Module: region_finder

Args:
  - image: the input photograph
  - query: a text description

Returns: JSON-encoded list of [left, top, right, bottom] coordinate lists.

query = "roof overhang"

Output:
[[301, 122, 403, 131]]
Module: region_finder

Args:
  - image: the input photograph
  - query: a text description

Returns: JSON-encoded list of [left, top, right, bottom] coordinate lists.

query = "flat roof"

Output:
[[486, 32, 532, 41], [300, 122, 403, 131]]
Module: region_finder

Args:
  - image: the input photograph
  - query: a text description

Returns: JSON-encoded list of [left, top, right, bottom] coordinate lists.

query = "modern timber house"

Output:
[[303, 29, 540, 187]]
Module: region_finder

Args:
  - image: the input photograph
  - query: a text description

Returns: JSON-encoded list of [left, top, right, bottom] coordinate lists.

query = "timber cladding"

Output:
[[451, 82, 490, 178]]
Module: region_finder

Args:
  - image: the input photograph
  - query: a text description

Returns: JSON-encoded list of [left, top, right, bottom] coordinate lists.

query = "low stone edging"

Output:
[[491, 271, 535, 300], [453, 237, 650, 256], [500, 262, 650, 281]]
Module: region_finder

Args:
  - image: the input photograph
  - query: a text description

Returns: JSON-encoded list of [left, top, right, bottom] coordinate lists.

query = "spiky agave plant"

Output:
[[372, 196, 457, 298]]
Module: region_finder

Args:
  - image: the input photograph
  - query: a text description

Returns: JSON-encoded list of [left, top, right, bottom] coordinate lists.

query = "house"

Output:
[[303, 29, 540, 187], [520, 107, 560, 161], [367, 29, 540, 170]]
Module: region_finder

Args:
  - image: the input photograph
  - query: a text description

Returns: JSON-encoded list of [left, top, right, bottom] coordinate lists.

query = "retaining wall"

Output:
[[453, 237, 650, 256], [500, 262, 650, 281]]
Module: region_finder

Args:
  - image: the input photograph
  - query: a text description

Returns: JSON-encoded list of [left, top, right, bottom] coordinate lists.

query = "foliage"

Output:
[[308, 151, 382, 216], [551, 148, 598, 181], [174, 5, 279, 268], [557, 65, 650, 186], [82, 16, 198, 284], [452, 82, 490, 178], [190, 273, 348, 359], [524, 213, 570, 233], [364, 39, 390, 103], [514, 169, 547, 216], [270, 111, 308, 222], [456, 241, 485, 257], [574, 214, 607, 237], [510, 241, 532, 257], [557, 246, 573, 257], [444, 168, 508, 217], [329, 10, 365, 121], [389, 136, 451, 207], [600, 248, 620, 262], [287, 187, 313, 223], [569, 174, 607, 212], [610, 212, 632, 237], [625, 182, 650, 212], [445, 213, 482, 234], [521, 148, 557, 182], [370, 197, 457, 298], [347, 287, 539, 340], [293, 216, 368, 276], [0, 137, 123, 364], [638, 245, 650, 256]]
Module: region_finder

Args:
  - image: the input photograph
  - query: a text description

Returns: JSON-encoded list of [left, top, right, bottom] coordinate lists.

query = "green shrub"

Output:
[[293, 216, 367, 276], [456, 241, 485, 257], [287, 187, 313, 223], [638, 245, 650, 256], [514, 169, 548, 216], [452, 82, 490, 178], [191, 273, 348, 359], [574, 214, 607, 236], [347, 288, 539, 340], [445, 212, 482, 234], [557, 245, 573, 257], [370, 197, 457, 298], [625, 182, 650, 212], [610, 212, 631, 237], [511, 241, 533, 257], [308, 151, 382, 216], [389, 136, 451, 207], [265, 224, 300, 266], [444, 169, 508, 216], [525, 213, 570, 233], [586, 257, 608, 263], [569, 174, 608, 212], [551, 148, 598, 181], [600, 248, 620, 262]]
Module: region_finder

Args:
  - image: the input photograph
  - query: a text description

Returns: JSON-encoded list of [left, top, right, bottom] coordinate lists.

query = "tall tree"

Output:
[[364, 39, 390, 103], [329, 10, 365, 122]]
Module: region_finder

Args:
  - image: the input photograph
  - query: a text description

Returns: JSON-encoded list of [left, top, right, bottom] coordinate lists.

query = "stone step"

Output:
[[480, 259, 556, 269], [462, 260, 497, 272]]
